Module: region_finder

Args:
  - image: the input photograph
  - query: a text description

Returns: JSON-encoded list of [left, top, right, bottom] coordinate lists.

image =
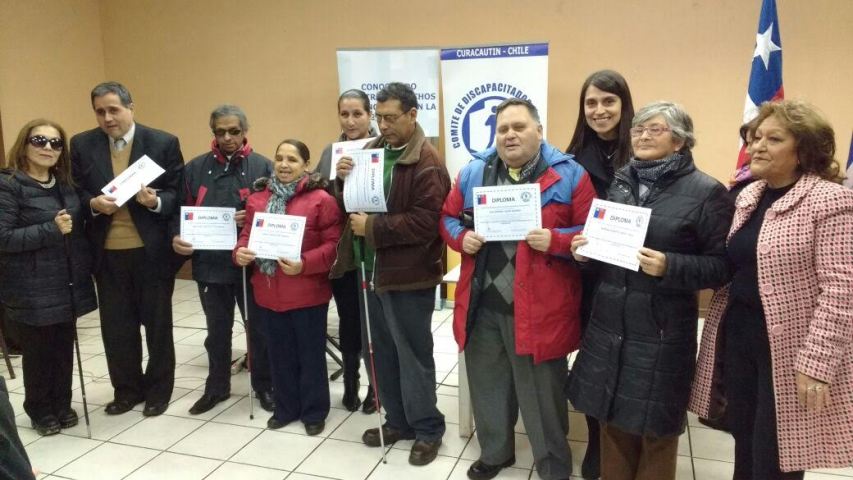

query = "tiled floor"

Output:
[[3, 279, 853, 479]]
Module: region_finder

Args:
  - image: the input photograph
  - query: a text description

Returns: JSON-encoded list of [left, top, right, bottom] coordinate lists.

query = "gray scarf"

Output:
[[256, 174, 305, 276], [629, 153, 680, 186]]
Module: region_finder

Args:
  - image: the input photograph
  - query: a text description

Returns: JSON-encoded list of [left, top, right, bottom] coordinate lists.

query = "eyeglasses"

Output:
[[630, 125, 671, 137], [374, 111, 408, 124], [213, 128, 243, 137], [28, 135, 64, 150]]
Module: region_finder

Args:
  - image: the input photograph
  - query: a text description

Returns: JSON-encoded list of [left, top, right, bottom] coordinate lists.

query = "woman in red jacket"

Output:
[[234, 139, 342, 435]]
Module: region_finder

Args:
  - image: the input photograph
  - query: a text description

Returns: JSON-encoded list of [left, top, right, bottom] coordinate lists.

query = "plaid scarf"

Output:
[[256, 174, 305, 276], [504, 151, 542, 183]]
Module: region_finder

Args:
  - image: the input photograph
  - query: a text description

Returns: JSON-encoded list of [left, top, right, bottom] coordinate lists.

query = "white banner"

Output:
[[440, 43, 549, 178], [337, 49, 440, 137]]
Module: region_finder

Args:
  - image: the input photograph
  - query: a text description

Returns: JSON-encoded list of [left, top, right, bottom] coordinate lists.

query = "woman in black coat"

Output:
[[0, 119, 97, 436], [565, 69, 635, 480], [567, 102, 733, 480]]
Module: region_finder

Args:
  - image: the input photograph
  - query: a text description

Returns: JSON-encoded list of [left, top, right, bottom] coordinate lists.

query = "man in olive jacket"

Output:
[[332, 82, 450, 466]]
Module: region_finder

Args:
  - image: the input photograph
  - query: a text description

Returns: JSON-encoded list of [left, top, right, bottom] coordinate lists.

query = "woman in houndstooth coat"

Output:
[[690, 100, 853, 478]]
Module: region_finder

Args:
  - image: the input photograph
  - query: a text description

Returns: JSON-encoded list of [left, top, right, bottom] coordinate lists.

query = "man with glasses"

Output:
[[333, 82, 450, 466], [71, 81, 183, 417], [172, 105, 275, 415], [440, 98, 595, 480]]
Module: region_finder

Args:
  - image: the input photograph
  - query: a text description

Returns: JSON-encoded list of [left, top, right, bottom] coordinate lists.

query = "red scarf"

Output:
[[211, 138, 253, 165]]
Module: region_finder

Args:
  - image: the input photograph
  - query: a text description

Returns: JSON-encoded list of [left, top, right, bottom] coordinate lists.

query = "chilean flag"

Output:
[[184, 212, 193, 220], [735, 0, 784, 173], [476, 194, 487, 205]]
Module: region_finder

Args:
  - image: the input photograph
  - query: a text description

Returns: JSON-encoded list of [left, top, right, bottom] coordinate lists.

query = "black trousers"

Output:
[[260, 303, 330, 424], [197, 281, 271, 395], [17, 321, 74, 421], [332, 269, 362, 355], [724, 302, 804, 480], [95, 248, 175, 404], [0, 377, 36, 480]]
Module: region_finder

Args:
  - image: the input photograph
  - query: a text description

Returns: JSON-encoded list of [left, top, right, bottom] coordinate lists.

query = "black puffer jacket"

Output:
[[566, 152, 733, 437], [0, 170, 97, 326]]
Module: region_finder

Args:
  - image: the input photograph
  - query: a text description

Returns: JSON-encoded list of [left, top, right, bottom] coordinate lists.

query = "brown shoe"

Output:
[[409, 438, 442, 466], [361, 425, 415, 447]]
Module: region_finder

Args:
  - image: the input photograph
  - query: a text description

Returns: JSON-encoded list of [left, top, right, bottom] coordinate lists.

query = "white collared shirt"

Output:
[[111, 122, 136, 151]]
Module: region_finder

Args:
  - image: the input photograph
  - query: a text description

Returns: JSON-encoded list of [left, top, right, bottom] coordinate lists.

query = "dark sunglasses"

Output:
[[213, 128, 243, 137], [28, 135, 64, 150]]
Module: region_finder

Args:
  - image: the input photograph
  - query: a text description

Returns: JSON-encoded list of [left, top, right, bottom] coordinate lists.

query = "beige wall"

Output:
[[0, 0, 105, 153], [2, 0, 851, 183]]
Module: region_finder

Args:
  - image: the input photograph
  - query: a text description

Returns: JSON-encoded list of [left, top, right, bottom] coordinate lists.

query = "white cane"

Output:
[[242, 266, 255, 421], [359, 242, 387, 463]]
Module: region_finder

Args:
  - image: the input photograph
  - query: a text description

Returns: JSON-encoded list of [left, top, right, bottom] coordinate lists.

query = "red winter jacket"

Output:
[[440, 143, 595, 363], [234, 175, 343, 312]]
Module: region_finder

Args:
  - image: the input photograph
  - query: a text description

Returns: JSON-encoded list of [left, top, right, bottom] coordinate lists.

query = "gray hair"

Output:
[[90, 81, 133, 108], [632, 101, 696, 150], [209, 104, 249, 132]]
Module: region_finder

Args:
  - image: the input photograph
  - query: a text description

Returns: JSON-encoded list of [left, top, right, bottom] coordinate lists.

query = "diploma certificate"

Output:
[[576, 199, 652, 271], [247, 213, 306, 261], [179, 207, 237, 250], [343, 149, 388, 213], [329, 137, 376, 180], [473, 184, 542, 241], [101, 155, 165, 207]]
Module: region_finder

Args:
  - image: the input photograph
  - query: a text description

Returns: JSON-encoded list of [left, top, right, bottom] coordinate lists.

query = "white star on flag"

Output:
[[754, 23, 781, 70]]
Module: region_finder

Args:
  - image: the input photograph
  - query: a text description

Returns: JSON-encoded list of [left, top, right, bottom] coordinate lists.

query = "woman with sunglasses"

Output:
[[566, 102, 733, 479], [0, 119, 97, 436], [565, 69, 635, 479], [316, 89, 378, 413]]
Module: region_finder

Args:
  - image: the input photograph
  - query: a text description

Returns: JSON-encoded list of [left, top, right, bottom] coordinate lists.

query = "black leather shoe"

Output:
[[409, 438, 442, 466], [257, 391, 275, 412], [361, 387, 378, 414], [267, 415, 295, 430], [32, 415, 61, 436], [467, 456, 516, 480], [362, 425, 415, 447], [304, 421, 325, 436], [57, 408, 79, 429], [142, 401, 168, 417], [188, 393, 229, 415], [105, 398, 143, 415]]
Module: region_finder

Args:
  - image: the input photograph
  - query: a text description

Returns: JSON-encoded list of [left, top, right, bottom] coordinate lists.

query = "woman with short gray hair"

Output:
[[567, 101, 734, 479]]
